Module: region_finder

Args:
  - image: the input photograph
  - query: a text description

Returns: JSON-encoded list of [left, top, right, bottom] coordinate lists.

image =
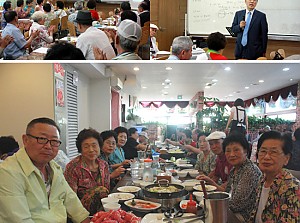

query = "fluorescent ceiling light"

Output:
[[283, 67, 290, 71], [133, 67, 139, 71]]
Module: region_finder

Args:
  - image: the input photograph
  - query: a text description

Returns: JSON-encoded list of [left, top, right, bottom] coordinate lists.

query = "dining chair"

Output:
[[67, 21, 76, 37], [60, 15, 68, 35], [50, 18, 60, 38]]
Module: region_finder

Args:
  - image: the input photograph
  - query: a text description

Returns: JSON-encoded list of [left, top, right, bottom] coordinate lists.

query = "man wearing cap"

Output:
[[139, 131, 149, 145], [75, 10, 115, 60], [150, 23, 159, 55], [93, 19, 142, 60], [113, 19, 142, 60], [196, 131, 233, 191]]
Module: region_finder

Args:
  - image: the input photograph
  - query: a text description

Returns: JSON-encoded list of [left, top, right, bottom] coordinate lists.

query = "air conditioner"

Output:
[[110, 76, 123, 91]]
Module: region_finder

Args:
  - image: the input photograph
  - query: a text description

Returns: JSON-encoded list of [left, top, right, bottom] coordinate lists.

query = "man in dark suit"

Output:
[[231, 0, 268, 60]]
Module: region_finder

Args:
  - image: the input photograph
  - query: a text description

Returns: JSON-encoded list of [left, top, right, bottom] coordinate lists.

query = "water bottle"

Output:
[[143, 159, 153, 182]]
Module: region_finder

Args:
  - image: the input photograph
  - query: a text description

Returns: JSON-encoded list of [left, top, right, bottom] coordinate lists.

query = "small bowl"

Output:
[[189, 170, 199, 178], [177, 171, 188, 178], [101, 197, 119, 205], [193, 191, 204, 202], [103, 203, 121, 212], [182, 181, 196, 191]]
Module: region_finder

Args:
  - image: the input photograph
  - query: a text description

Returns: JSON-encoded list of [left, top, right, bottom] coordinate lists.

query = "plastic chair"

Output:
[[67, 21, 76, 37]]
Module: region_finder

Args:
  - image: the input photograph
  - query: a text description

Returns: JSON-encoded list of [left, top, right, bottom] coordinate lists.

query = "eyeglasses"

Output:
[[104, 140, 116, 146], [258, 149, 283, 158], [27, 134, 62, 147]]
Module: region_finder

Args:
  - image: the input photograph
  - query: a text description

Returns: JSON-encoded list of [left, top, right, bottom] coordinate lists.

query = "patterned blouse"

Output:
[[225, 158, 262, 221], [194, 150, 216, 175], [248, 169, 300, 223], [64, 155, 110, 214], [29, 22, 53, 50]]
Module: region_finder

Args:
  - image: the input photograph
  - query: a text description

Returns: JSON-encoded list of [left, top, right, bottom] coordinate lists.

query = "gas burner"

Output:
[[163, 207, 183, 219]]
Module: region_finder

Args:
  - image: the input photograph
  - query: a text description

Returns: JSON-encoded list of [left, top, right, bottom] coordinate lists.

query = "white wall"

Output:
[[89, 78, 112, 132], [77, 73, 90, 131], [0, 64, 54, 145]]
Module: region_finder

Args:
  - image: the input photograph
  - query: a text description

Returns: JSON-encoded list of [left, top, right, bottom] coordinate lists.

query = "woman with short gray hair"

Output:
[[29, 11, 54, 50]]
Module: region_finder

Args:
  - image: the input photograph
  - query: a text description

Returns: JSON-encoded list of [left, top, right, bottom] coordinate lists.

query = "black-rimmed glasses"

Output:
[[27, 134, 62, 147]]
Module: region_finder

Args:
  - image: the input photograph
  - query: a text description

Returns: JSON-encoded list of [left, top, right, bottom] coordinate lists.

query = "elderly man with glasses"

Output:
[[0, 117, 90, 223]]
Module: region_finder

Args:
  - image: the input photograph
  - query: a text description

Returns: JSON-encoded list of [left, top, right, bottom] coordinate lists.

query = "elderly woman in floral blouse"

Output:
[[194, 132, 216, 175], [249, 131, 300, 223], [29, 11, 54, 50], [64, 128, 110, 215], [222, 133, 262, 222]]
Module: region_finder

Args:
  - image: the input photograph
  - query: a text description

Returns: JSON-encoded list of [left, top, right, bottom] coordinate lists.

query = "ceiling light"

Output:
[[205, 83, 210, 86], [212, 79, 218, 82], [133, 67, 139, 71], [165, 79, 171, 83], [245, 86, 249, 89], [224, 67, 231, 71], [228, 94, 233, 97], [162, 83, 165, 86], [233, 91, 237, 94], [283, 67, 290, 71], [142, 86, 147, 89], [259, 80, 264, 83], [164, 86, 169, 89], [165, 67, 172, 70], [205, 86, 210, 89], [290, 79, 293, 81], [163, 92, 168, 95]]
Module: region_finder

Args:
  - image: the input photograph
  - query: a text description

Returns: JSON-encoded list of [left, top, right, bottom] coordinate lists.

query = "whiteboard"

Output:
[[187, 0, 300, 40]]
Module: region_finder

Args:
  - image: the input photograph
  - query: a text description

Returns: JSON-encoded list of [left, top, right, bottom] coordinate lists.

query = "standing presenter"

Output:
[[231, 0, 268, 60]]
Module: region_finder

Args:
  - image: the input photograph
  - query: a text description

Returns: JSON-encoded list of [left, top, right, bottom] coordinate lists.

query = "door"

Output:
[[151, 0, 187, 51]]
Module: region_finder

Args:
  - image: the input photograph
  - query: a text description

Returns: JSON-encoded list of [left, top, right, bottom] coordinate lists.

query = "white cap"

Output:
[[139, 131, 149, 139], [206, 131, 226, 141], [150, 23, 159, 30], [117, 19, 142, 42]]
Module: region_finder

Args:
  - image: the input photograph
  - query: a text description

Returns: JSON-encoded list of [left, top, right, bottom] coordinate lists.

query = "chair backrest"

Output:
[[139, 21, 150, 46], [67, 21, 76, 37], [50, 18, 60, 33], [24, 31, 29, 40], [60, 15, 68, 31]]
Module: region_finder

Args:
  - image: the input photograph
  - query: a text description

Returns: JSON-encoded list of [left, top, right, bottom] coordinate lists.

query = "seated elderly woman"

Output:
[[100, 130, 126, 188], [249, 131, 300, 222], [194, 132, 216, 175], [222, 133, 262, 222], [64, 128, 110, 215], [29, 11, 54, 50], [110, 126, 131, 169]]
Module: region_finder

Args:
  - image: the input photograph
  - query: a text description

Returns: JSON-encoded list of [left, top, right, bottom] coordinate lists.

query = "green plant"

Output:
[[126, 108, 139, 121]]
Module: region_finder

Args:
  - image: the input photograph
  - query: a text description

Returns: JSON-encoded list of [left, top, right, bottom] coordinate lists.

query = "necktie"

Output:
[[241, 12, 252, 46]]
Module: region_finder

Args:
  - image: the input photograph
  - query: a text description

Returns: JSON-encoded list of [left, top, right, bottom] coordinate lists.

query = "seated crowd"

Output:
[[0, 0, 150, 60], [0, 117, 299, 222]]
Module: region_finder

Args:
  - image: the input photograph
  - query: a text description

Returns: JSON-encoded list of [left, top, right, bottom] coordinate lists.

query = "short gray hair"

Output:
[[74, 1, 83, 10], [31, 11, 46, 22], [171, 36, 193, 56], [119, 35, 139, 52]]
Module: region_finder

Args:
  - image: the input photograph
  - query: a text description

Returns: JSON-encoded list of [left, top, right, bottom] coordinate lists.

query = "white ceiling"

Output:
[[73, 61, 300, 102]]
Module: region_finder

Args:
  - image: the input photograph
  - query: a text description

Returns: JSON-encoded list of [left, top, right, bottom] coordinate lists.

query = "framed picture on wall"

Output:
[[56, 79, 65, 107]]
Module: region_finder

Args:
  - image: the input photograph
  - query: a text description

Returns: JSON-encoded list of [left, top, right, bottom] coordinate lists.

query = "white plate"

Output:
[[177, 164, 193, 168], [124, 199, 161, 212], [141, 213, 203, 223], [117, 186, 141, 193], [108, 192, 135, 201], [193, 185, 217, 192]]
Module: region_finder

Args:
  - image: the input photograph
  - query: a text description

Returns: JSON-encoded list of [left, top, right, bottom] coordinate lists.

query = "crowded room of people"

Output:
[[0, 62, 299, 223], [0, 0, 150, 60]]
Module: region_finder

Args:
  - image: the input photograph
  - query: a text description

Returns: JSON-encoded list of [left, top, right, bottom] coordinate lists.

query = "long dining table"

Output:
[[110, 171, 243, 223]]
